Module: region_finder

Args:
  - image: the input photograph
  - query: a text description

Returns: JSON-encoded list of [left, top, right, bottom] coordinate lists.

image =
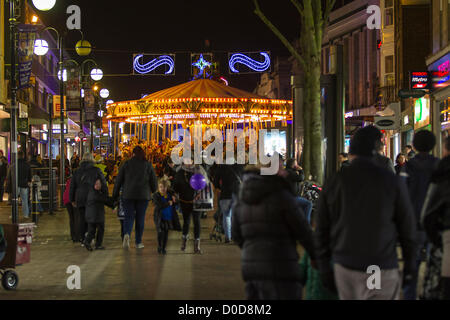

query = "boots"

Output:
[[181, 235, 188, 251], [194, 239, 202, 254]]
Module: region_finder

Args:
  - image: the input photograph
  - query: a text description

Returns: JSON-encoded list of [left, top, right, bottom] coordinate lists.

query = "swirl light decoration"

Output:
[[229, 52, 271, 73], [133, 54, 175, 75]]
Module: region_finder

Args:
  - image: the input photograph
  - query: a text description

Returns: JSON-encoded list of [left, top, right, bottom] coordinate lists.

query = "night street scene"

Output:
[[0, 0, 450, 309]]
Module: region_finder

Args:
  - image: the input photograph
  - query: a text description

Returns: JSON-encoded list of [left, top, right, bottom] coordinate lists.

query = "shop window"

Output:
[[385, 55, 394, 74]]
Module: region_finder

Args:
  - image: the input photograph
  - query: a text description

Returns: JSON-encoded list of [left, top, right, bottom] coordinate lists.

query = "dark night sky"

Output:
[[35, 0, 301, 102]]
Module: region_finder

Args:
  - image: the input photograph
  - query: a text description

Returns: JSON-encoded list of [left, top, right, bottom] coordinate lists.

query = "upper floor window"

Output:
[[385, 0, 394, 27]]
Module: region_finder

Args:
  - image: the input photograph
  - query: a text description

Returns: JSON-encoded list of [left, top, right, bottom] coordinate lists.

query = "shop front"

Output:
[[401, 107, 414, 151], [428, 51, 450, 157]]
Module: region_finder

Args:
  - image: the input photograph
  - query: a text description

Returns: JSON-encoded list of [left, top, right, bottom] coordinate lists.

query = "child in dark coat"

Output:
[[153, 179, 181, 255], [84, 179, 115, 251]]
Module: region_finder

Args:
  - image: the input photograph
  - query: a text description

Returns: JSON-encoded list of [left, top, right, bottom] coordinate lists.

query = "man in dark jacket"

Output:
[[232, 163, 316, 300], [400, 130, 439, 300], [112, 146, 157, 249], [315, 126, 417, 300], [15, 151, 32, 219], [421, 136, 450, 300], [213, 163, 244, 243], [374, 141, 395, 173], [70, 153, 107, 244]]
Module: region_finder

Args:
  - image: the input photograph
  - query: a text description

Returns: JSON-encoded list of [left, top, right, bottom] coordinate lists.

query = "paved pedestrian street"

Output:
[[0, 203, 246, 300]]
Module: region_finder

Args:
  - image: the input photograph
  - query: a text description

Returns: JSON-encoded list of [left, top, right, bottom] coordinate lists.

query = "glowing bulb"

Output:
[[57, 69, 67, 82], [100, 88, 110, 99], [34, 39, 49, 56], [32, 0, 56, 11], [90, 68, 103, 81]]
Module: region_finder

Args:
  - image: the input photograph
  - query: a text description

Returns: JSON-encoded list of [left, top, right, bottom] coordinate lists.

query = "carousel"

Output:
[[106, 78, 293, 169]]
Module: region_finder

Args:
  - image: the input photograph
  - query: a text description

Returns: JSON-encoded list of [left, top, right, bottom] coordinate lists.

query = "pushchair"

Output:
[[209, 207, 224, 242]]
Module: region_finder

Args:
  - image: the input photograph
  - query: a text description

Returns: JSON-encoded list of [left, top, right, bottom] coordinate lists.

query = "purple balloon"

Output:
[[190, 173, 207, 191]]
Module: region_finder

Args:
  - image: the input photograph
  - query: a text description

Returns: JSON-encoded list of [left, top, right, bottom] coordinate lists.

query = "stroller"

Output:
[[210, 207, 224, 242]]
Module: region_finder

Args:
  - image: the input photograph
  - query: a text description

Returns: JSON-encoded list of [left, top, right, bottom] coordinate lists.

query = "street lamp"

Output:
[[57, 69, 68, 82], [34, 39, 49, 56], [32, 0, 56, 11], [90, 68, 103, 81], [100, 88, 110, 99]]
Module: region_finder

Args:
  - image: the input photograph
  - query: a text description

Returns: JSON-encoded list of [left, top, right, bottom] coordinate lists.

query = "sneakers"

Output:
[[84, 242, 93, 251], [136, 243, 144, 249], [123, 234, 130, 249], [95, 246, 105, 250], [162, 249, 167, 255]]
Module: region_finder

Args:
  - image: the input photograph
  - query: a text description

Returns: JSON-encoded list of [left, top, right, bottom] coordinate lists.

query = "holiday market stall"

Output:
[[106, 79, 293, 168]]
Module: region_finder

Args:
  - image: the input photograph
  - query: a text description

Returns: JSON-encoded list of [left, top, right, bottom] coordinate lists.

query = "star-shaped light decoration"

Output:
[[192, 54, 212, 76]]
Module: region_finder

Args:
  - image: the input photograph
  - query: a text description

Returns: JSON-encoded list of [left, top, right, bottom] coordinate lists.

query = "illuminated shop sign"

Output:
[[414, 97, 430, 130], [429, 54, 450, 90], [410, 72, 429, 89]]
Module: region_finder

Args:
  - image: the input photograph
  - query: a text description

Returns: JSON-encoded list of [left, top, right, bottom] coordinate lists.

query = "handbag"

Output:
[[193, 182, 214, 212]]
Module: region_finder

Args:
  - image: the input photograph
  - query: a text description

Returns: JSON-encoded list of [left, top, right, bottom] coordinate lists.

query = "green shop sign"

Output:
[[0, 118, 29, 133]]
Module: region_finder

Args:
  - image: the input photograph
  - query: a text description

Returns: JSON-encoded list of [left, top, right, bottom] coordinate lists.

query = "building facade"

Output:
[[427, 0, 450, 157]]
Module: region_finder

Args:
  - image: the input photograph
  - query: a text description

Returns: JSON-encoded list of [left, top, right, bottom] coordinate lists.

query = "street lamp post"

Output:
[[8, 0, 19, 223], [35, 27, 89, 208]]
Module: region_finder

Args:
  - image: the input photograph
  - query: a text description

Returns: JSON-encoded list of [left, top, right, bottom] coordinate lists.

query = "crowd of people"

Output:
[[1, 124, 449, 301]]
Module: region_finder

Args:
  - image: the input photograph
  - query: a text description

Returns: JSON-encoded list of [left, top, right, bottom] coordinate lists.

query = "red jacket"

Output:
[[63, 178, 71, 205]]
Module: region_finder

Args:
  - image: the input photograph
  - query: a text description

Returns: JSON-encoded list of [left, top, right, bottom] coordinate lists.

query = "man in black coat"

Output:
[[315, 126, 417, 300], [400, 130, 439, 300], [232, 163, 316, 300], [15, 151, 32, 219], [70, 153, 107, 244]]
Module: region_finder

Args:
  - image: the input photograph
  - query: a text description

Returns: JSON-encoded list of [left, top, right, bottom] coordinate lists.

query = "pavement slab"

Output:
[[0, 202, 246, 300]]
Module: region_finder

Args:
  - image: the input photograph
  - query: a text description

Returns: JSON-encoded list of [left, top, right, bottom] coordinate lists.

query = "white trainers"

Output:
[[123, 234, 130, 249], [136, 243, 144, 249]]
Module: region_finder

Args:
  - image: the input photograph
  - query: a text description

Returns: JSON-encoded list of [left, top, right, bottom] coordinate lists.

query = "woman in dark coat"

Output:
[[84, 179, 115, 251], [232, 165, 316, 300], [112, 146, 157, 250], [70, 153, 107, 245], [421, 136, 450, 300], [153, 179, 181, 255]]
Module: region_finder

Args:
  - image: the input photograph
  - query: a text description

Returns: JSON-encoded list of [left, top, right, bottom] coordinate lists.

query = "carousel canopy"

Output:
[[106, 79, 292, 125]]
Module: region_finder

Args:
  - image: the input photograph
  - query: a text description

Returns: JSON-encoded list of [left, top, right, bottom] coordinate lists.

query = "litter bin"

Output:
[[0, 223, 34, 290]]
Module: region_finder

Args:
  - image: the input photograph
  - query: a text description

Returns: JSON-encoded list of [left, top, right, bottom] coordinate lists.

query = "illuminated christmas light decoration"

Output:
[[192, 54, 212, 76], [229, 52, 271, 73], [133, 54, 175, 75]]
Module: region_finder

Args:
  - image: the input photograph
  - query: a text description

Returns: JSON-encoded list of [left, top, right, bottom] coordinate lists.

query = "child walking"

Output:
[[84, 179, 115, 251], [153, 179, 181, 255]]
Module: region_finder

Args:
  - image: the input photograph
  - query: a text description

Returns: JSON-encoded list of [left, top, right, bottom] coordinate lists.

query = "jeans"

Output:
[[219, 199, 233, 240], [18, 187, 29, 218], [122, 199, 149, 245], [296, 197, 313, 224], [180, 203, 201, 240]]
